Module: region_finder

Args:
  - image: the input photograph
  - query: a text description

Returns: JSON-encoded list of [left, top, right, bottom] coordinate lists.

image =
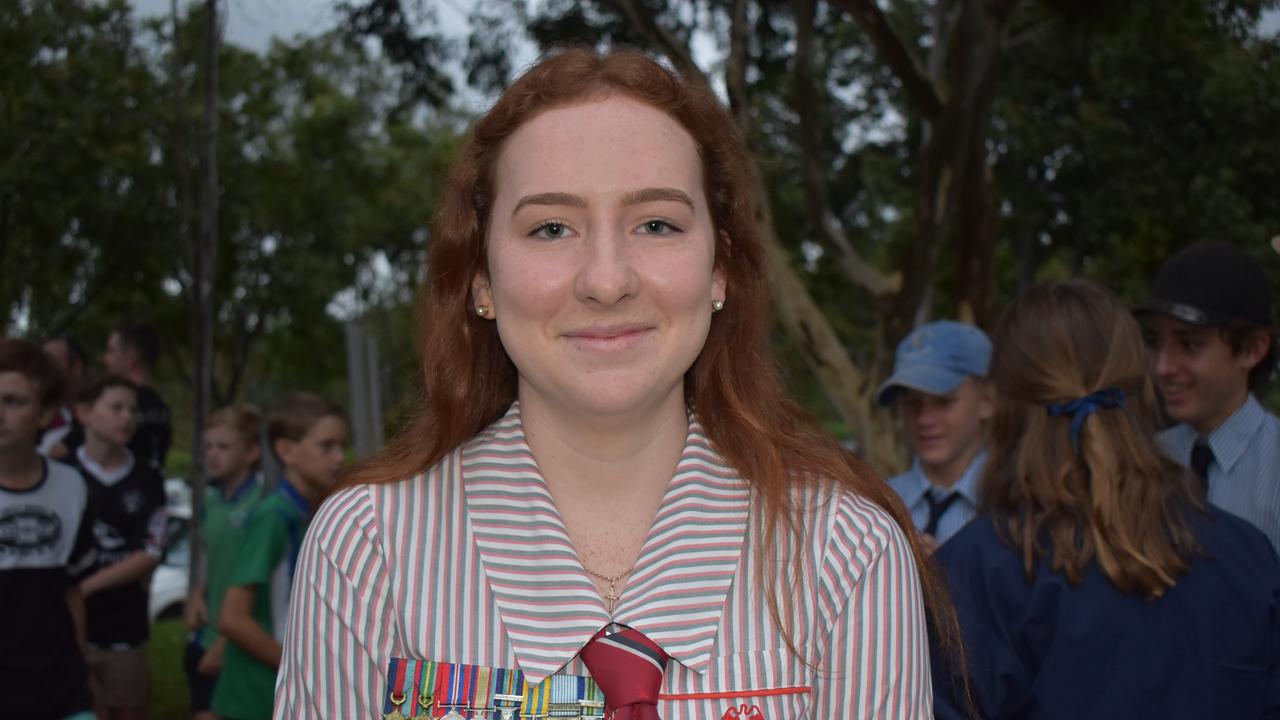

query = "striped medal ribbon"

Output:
[[381, 658, 607, 719]]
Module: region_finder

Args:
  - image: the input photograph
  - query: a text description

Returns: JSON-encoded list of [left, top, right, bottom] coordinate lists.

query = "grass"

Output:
[[149, 619, 190, 719]]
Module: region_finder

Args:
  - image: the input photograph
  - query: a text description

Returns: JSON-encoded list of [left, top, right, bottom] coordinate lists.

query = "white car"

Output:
[[149, 479, 192, 623]]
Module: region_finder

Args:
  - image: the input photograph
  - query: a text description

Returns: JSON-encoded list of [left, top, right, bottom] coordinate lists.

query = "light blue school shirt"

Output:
[[1160, 394, 1280, 553], [887, 451, 986, 545]]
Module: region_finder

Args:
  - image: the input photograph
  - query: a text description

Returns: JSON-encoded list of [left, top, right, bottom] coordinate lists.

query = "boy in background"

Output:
[[212, 392, 348, 720], [0, 339, 97, 720], [70, 374, 168, 720], [1138, 241, 1280, 550], [38, 334, 88, 459], [102, 322, 172, 473], [185, 404, 265, 720], [877, 321, 994, 549]]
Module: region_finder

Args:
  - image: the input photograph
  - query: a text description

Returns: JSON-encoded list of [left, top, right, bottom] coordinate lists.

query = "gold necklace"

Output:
[[583, 564, 634, 613]]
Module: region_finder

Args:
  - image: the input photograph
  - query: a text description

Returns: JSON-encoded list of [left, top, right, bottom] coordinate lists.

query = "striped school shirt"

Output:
[[887, 452, 985, 546], [1160, 394, 1280, 553], [274, 403, 931, 718]]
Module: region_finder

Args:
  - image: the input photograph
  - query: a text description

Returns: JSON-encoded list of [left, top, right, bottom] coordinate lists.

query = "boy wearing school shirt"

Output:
[[877, 321, 994, 549], [0, 339, 97, 720], [69, 374, 168, 720], [212, 392, 348, 720], [1137, 241, 1280, 551], [184, 404, 266, 720]]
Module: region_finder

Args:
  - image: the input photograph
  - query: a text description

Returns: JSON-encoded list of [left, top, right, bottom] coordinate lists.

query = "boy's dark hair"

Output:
[[78, 374, 138, 406], [268, 392, 346, 449], [0, 338, 63, 409], [112, 322, 160, 371], [45, 335, 88, 370], [1222, 322, 1279, 392]]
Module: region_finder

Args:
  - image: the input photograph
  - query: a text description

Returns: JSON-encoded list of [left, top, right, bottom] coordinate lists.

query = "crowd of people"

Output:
[[4, 47, 1279, 720], [0, 326, 349, 719]]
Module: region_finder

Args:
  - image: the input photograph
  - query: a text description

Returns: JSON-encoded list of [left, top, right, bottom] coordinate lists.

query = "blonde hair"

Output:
[[983, 280, 1202, 598], [208, 403, 262, 467]]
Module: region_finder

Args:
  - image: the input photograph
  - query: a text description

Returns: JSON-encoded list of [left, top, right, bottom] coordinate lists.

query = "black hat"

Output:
[[1136, 242, 1274, 328]]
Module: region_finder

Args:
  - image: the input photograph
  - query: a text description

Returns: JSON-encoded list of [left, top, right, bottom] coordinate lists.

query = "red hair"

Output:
[[342, 48, 961, 664]]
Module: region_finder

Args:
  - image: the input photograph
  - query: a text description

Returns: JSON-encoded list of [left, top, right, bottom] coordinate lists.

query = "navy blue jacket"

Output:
[[933, 507, 1280, 719]]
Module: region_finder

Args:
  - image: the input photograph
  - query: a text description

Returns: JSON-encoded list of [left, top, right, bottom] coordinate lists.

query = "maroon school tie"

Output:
[[580, 626, 670, 719]]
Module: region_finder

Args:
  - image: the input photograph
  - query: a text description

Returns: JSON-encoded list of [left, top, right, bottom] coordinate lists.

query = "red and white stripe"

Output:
[[274, 403, 932, 718]]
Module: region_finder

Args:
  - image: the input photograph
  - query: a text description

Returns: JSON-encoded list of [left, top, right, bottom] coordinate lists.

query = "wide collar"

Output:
[[898, 451, 986, 509], [461, 402, 751, 684]]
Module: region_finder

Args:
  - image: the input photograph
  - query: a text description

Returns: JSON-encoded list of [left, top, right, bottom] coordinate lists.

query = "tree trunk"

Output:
[[189, 0, 219, 597]]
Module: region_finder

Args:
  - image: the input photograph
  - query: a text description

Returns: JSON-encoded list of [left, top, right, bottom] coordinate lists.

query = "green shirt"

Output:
[[200, 474, 265, 650], [211, 481, 309, 720]]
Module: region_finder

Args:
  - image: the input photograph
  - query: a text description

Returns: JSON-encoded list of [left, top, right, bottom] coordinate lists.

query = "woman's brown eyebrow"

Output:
[[621, 187, 695, 208], [511, 188, 694, 216], [512, 192, 587, 216]]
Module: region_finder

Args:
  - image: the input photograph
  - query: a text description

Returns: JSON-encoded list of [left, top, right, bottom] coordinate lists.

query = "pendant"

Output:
[[412, 692, 433, 720], [384, 692, 408, 720]]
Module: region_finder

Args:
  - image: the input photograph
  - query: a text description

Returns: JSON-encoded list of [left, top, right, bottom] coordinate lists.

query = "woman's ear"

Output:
[[472, 273, 495, 318]]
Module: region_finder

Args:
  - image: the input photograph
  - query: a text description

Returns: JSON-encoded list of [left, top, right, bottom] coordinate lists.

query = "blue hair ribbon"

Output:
[[1046, 387, 1126, 451]]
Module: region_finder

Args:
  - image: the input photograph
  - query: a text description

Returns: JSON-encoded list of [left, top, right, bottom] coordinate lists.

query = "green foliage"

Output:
[[2, 1, 457, 426]]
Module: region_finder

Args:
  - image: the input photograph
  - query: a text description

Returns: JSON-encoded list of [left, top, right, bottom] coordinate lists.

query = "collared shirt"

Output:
[[887, 452, 986, 546], [1160, 395, 1280, 552], [274, 403, 931, 718]]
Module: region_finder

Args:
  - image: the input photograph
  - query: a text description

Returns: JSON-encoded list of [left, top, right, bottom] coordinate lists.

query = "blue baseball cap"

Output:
[[876, 321, 992, 406]]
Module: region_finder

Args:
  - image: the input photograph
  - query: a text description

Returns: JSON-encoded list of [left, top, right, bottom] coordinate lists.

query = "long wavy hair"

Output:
[[983, 280, 1202, 598], [342, 48, 961, 661]]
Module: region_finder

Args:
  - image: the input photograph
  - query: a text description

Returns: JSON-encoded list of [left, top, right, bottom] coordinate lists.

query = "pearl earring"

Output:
[[711, 299, 725, 312], [475, 306, 489, 317]]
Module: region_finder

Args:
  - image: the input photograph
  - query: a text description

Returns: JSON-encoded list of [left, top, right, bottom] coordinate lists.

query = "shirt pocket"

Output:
[[659, 649, 812, 720]]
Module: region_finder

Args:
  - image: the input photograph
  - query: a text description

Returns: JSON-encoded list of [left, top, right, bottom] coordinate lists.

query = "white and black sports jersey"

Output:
[[71, 446, 167, 648], [0, 459, 96, 719]]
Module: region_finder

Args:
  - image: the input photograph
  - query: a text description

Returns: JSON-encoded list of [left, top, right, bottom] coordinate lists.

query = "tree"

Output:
[[2, 0, 457, 464], [337, 0, 1280, 472]]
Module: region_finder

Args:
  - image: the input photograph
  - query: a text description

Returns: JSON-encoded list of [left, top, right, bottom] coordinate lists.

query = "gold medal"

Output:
[[412, 691, 433, 720], [383, 692, 408, 720]]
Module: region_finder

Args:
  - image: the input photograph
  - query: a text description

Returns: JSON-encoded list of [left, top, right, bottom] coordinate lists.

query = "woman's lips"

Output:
[[564, 324, 654, 352]]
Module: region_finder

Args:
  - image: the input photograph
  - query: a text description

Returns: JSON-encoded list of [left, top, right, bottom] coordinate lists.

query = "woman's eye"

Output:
[[530, 222, 568, 239], [639, 219, 679, 235]]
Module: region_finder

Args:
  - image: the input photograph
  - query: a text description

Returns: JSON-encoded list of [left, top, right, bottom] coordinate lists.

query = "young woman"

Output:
[[275, 49, 957, 719], [933, 280, 1280, 719]]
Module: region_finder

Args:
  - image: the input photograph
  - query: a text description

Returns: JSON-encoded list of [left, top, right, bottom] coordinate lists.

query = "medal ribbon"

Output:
[[383, 657, 408, 716]]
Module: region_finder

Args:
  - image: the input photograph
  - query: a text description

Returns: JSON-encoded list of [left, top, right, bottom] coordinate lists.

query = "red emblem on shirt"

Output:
[[720, 704, 765, 720]]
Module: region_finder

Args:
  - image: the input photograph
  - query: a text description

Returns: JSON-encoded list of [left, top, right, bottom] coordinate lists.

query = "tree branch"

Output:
[[828, 0, 944, 118], [792, 0, 900, 297], [598, 0, 704, 86]]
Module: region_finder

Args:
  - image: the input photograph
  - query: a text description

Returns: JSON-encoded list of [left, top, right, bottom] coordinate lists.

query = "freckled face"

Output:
[[474, 96, 726, 421]]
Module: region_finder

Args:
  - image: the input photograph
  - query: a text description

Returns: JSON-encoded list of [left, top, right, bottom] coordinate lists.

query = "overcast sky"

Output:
[[130, 0, 470, 51], [133, 2, 1280, 72]]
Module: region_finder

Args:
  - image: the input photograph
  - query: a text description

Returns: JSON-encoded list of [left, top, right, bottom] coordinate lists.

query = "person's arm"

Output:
[[809, 500, 933, 717], [80, 550, 160, 597], [82, 489, 168, 596], [66, 584, 89, 657], [198, 636, 227, 675], [929, 523, 1031, 720], [273, 486, 397, 719], [186, 580, 208, 629], [219, 584, 281, 667]]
